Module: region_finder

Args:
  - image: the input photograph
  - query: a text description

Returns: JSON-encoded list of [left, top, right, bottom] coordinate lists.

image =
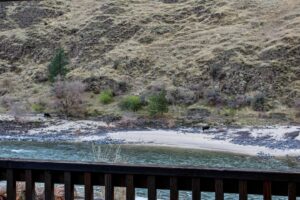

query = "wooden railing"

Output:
[[0, 159, 299, 200]]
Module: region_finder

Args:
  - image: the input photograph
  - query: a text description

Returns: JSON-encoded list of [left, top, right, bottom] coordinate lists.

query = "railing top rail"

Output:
[[0, 158, 299, 181]]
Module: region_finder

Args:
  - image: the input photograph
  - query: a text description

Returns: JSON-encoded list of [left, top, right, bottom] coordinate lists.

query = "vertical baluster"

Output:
[[84, 173, 93, 200], [147, 176, 156, 200], [45, 171, 54, 200], [170, 177, 178, 200], [288, 182, 296, 200], [64, 172, 74, 200], [126, 175, 135, 200], [105, 174, 114, 200], [7, 169, 16, 200], [215, 179, 224, 200], [263, 181, 271, 200], [25, 170, 34, 200], [239, 180, 247, 200], [192, 178, 201, 200]]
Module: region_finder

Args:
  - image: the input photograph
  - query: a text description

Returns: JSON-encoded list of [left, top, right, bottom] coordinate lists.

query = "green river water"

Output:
[[0, 141, 299, 199]]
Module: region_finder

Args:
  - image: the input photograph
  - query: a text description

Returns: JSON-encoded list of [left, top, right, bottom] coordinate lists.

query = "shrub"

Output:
[[147, 91, 168, 116], [31, 103, 46, 113], [227, 95, 252, 109], [119, 95, 142, 112], [99, 90, 113, 104], [209, 65, 222, 81], [204, 88, 225, 106], [251, 93, 268, 111], [48, 48, 69, 82], [52, 79, 86, 117]]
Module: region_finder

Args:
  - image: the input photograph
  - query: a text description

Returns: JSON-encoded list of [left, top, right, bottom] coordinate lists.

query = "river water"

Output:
[[0, 141, 299, 199]]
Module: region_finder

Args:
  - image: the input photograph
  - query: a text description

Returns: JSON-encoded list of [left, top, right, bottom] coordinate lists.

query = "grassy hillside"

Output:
[[0, 0, 300, 125]]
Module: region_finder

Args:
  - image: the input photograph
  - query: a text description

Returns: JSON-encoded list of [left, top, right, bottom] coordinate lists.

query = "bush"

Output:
[[52, 79, 86, 117], [251, 93, 268, 111], [204, 88, 225, 106], [209, 65, 222, 81], [99, 90, 113, 104], [147, 91, 168, 116], [227, 95, 252, 109], [48, 48, 69, 82], [119, 95, 142, 112], [31, 103, 46, 113]]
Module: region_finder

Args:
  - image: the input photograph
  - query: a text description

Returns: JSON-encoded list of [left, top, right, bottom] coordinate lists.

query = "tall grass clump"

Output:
[[92, 144, 127, 163], [99, 90, 113, 104], [48, 48, 69, 82], [147, 91, 168, 116], [119, 95, 142, 111]]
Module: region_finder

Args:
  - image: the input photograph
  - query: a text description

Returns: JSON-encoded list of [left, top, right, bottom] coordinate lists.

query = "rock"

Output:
[[186, 107, 211, 120], [11, 6, 63, 28], [0, 89, 8, 96], [83, 76, 128, 95], [32, 71, 48, 83], [284, 131, 299, 140], [268, 112, 288, 121]]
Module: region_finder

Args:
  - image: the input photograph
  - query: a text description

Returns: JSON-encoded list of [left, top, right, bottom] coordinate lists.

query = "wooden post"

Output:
[[105, 174, 114, 200], [126, 175, 135, 200], [192, 178, 201, 200], [6, 169, 16, 200], [45, 171, 54, 200], [147, 176, 156, 200], [215, 179, 224, 200], [263, 181, 271, 200], [84, 173, 93, 200], [239, 180, 247, 200], [25, 170, 35, 200], [64, 172, 74, 200], [170, 177, 178, 200], [288, 182, 296, 200]]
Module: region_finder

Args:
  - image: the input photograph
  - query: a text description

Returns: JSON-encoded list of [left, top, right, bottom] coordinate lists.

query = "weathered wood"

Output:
[[263, 181, 271, 200], [288, 182, 296, 200], [0, 158, 298, 199], [105, 174, 114, 200], [215, 179, 224, 200], [126, 175, 134, 200], [45, 171, 54, 200], [147, 176, 156, 200], [170, 177, 178, 200], [64, 172, 74, 200], [239, 180, 247, 200], [0, 159, 299, 183], [6, 169, 16, 200], [25, 170, 34, 200], [84, 172, 93, 200], [192, 178, 201, 200]]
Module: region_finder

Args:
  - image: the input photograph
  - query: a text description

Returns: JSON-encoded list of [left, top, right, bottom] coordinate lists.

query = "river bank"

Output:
[[0, 114, 299, 158]]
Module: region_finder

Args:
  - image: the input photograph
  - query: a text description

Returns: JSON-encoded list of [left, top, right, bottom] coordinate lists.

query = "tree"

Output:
[[48, 48, 69, 82], [52, 79, 86, 117], [147, 91, 168, 116]]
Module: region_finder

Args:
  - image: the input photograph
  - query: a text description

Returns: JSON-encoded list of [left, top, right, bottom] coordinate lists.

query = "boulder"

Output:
[[284, 131, 299, 140], [186, 107, 211, 120], [32, 71, 48, 83], [83, 76, 128, 95]]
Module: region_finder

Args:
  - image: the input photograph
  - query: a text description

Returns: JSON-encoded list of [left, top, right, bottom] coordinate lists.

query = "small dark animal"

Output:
[[44, 113, 52, 118], [202, 126, 210, 131]]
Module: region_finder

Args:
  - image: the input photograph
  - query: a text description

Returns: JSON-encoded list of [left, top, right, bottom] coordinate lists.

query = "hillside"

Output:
[[0, 0, 300, 126]]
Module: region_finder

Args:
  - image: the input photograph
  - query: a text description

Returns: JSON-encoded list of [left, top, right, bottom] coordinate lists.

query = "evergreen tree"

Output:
[[48, 48, 69, 82]]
